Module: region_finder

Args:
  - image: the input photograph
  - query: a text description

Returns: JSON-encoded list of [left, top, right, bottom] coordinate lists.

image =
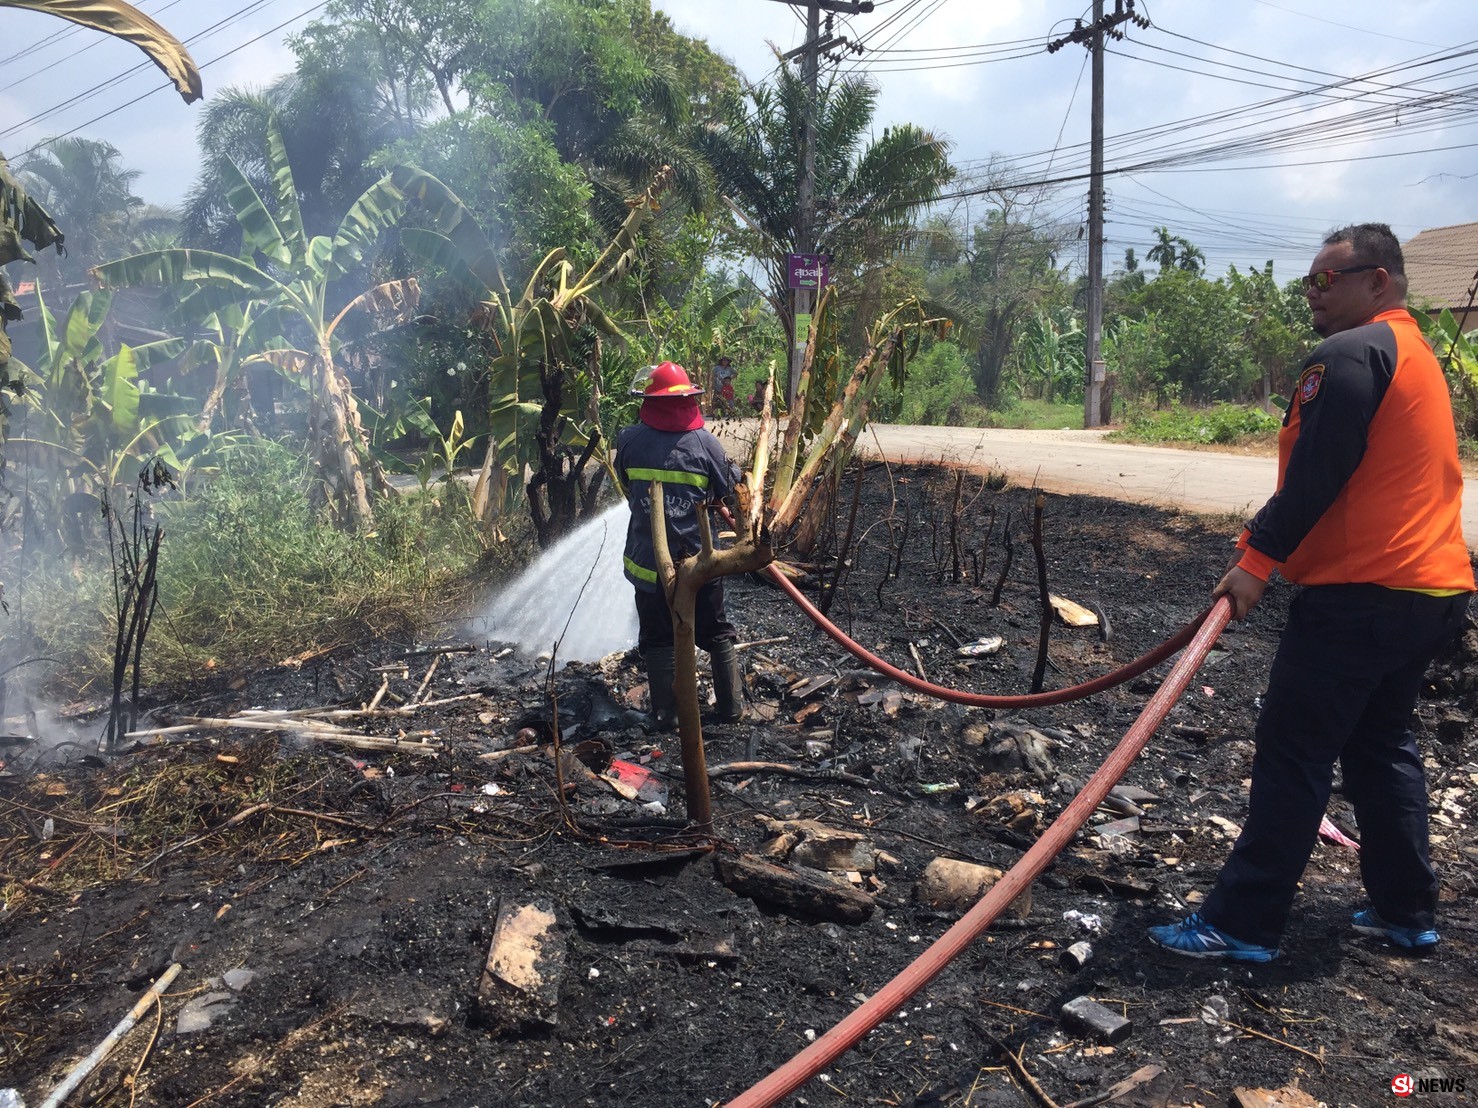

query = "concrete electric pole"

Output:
[[765, 0, 873, 406], [1048, 0, 1147, 428]]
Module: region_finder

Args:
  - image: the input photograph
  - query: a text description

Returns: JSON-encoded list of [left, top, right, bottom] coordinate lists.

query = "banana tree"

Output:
[[765, 293, 946, 556], [394, 165, 670, 546], [4, 286, 199, 542], [1424, 307, 1478, 440], [92, 121, 420, 530]]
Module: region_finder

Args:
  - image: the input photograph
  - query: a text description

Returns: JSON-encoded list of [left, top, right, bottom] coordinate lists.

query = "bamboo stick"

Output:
[[38, 963, 183, 1108]]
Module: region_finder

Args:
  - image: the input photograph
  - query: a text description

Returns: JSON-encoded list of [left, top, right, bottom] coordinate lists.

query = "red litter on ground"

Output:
[[604, 759, 669, 805]]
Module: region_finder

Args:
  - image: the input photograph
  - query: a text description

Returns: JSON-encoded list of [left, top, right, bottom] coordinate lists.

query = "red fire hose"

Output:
[[723, 595, 1234, 1107], [762, 559, 1217, 707]]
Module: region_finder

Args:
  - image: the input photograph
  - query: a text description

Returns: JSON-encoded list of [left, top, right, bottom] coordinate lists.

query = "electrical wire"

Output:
[[0, 0, 288, 142], [11, 0, 331, 161], [2, 0, 191, 92]]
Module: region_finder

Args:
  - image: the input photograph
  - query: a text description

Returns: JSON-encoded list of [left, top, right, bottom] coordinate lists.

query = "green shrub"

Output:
[[877, 342, 989, 426], [5, 440, 502, 693], [1110, 402, 1279, 446]]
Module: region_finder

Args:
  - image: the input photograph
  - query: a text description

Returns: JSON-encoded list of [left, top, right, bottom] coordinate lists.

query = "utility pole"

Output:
[[1049, 0, 1146, 428], [794, 1, 820, 410], [768, 0, 872, 406]]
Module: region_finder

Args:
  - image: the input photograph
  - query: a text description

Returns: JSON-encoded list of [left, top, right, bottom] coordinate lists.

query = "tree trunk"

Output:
[[310, 350, 376, 530]]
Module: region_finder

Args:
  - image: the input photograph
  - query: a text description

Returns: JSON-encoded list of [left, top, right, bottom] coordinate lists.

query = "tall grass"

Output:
[[5, 440, 514, 695]]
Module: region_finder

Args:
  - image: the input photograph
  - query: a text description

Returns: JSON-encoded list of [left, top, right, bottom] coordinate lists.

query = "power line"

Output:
[[11, 0, 332, 161], [1, 0, 288, 142], [2, 0, 191, 92]]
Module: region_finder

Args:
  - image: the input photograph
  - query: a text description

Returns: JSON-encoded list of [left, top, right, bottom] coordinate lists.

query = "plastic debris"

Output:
[[222, 968, 256, 992], [1317, 815, 1360, 851], [176, 991, 237, 1034], [600, 759, 668, 805], [1200, 995, 1230, 1025], [957, 636, 1005, 657], [1062, 909, 1104, 934]]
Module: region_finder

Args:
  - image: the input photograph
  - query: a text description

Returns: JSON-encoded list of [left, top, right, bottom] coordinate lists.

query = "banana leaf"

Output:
[[265, 117, 307, 258], [326, 177, 408, 281], [389, 167, 507, 299], [243, 348, 313, 376], [93, 249, 279, 297], [1, 150, 63, 266], [59, 288, 112, 368], [219, 156, 292, 268], [0, 0, 202, 102], [328, 278, 420, 336], [138, 390, 200, 419], [98, 344, 139, 435], [400, 227, 489, 300]]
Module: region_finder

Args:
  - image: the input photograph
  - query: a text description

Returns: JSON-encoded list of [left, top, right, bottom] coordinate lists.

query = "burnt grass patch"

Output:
[[3, 464, 1476, 1107]]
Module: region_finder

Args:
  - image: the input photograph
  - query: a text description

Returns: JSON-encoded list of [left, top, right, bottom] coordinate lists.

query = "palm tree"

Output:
[[1146, 226, 1179, 271], [697, 64, 954, 364], [1146, 226, 1205, 276], [1176, 240, 1206, 275], [18, 138, 146, 290]]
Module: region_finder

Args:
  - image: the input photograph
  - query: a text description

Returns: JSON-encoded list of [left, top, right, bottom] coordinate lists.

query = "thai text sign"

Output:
[[787, 253, 830, 290]]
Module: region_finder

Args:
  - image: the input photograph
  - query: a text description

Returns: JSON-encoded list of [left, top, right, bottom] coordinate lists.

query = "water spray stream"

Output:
[[468, 502, 635, 665]]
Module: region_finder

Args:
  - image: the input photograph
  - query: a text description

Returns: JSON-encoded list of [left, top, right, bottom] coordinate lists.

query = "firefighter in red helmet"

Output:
[[615, 362, 745, 728]]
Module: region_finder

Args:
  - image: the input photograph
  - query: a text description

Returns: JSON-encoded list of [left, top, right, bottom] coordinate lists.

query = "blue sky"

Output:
[[2, 0, 1475, 284]]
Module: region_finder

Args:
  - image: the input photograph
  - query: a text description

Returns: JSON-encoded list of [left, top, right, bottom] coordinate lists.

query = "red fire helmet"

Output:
[[630, 361, 704, 398]]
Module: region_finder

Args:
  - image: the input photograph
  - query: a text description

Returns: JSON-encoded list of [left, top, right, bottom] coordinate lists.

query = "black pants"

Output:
[[1201, 585, 1469, 948], [634, 581, 736, 654]]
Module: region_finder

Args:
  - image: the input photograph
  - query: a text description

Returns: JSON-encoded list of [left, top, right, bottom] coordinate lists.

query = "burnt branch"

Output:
[[1029, 493, 1051, 694]]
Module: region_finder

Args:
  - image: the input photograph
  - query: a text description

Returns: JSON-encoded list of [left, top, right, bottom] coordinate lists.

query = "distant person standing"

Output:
[[616, 362, 745, 729], [712, 355, 738, 416], [1148, 223, 1474, 962]]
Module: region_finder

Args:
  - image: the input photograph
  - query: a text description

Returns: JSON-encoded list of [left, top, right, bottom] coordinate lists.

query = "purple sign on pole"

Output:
[[787, 253, 830, 290]]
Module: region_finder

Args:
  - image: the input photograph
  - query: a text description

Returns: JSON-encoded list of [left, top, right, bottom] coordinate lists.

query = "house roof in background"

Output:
[[1403, 223, 1478, 314]]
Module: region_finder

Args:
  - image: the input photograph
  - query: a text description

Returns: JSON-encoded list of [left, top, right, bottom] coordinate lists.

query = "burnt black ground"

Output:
[[3, 464, 1476, 1108]]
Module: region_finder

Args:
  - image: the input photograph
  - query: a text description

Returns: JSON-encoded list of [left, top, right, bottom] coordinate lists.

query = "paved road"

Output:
[[715, 421, 1478, 551]]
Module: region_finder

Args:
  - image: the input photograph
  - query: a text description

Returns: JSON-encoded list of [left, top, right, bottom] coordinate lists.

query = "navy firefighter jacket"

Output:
[[616, 422, 737, 592]]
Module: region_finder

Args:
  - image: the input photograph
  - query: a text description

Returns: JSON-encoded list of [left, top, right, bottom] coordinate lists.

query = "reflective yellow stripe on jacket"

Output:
[[626, 467, 710, 489], [624, 556, 659, 583]]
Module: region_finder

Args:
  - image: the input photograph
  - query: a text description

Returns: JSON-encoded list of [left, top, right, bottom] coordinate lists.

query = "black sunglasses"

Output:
[[1301, 264, 1379, 292]]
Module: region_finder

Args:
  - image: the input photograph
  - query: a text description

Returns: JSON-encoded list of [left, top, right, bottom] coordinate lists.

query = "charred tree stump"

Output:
[[1029, 493, 1052, 693], [975, 503, 997, 587], [819, 461, 866, 617], [949, 470, 964, 584], [527, 362, 605, 549], [105, 467, 171, 749], [991, 510, 1014, 607]]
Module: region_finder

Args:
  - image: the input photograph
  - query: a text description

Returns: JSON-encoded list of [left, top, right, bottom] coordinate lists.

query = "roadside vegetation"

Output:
[[1, 0, 1474, 697], [1108, 402, 1281, 448]]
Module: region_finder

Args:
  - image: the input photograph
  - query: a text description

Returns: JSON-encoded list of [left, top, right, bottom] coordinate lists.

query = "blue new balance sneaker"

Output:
[[1352, 909, 1439, 952], [1147, 912, 1280, 962]]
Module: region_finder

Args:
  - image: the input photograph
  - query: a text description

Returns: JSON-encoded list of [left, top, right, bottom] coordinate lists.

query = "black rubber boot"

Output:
[[643, 647, 678, 730], [707, 640, 745, 723]]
